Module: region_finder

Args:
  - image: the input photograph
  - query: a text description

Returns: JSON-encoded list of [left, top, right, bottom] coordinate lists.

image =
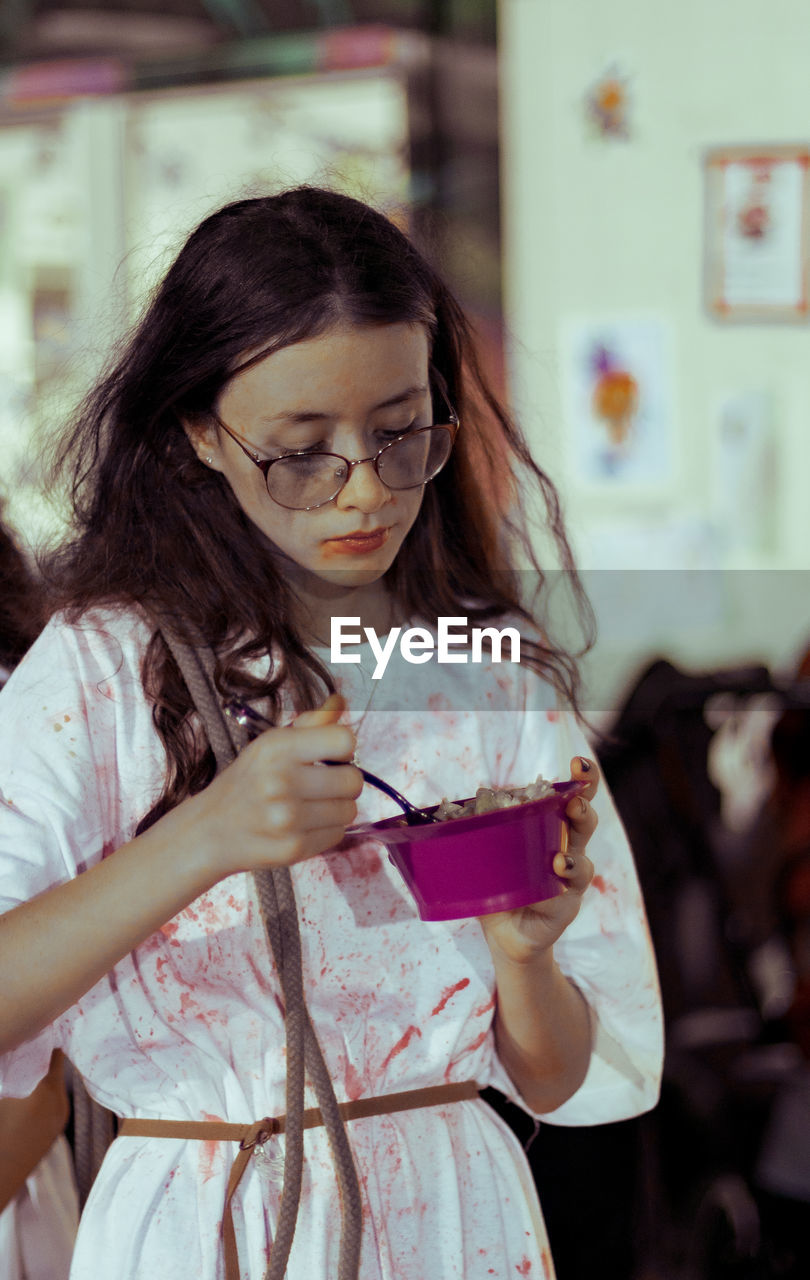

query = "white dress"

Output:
[[0, 1137, 78, 1280], [0, 609, 663, 1280]]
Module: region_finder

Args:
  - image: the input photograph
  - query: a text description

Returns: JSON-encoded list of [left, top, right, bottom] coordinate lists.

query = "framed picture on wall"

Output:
[[559, 314, 678, 496], [704, 145, 810, 322]]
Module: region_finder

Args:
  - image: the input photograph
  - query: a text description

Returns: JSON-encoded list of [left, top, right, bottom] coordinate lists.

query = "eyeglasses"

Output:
[[208, 383, 459, 511]]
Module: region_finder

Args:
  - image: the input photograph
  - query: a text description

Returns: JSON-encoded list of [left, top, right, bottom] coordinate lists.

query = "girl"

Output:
[[0, 505, 78, 1279], [0, 187, 662, 1280]]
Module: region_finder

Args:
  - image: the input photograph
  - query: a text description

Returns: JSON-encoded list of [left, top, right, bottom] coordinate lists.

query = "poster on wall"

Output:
[[584, 64, 633, 141], [559, 314, 677, 495], [705, 145, 810, 322]]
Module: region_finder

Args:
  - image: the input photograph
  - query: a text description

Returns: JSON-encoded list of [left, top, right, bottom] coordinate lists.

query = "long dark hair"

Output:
[[43, 186, 595, 827], [0, 504, 44, 674]]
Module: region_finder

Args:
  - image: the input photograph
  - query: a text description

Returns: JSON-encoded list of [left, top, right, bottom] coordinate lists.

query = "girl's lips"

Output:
[[322, 528, 391, 556]]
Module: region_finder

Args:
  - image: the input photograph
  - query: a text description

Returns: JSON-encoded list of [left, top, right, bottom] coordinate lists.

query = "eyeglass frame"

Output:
[[205, 380, 460, 511]]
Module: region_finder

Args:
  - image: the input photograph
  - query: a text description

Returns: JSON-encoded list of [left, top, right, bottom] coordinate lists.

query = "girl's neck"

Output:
[[292, 576, 398, 648]]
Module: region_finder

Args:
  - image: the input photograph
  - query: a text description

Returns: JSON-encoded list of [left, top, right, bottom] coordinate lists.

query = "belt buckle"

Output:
[[239, 1116, 280, 1152], [241, 1117, 284, 1181]]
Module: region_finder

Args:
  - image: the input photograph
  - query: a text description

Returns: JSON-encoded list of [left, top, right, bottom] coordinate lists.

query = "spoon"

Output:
[[224, 699, 438, 826]]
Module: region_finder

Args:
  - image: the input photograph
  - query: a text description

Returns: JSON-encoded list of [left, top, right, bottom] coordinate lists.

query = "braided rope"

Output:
[[254, 866, 307, 1278], [301, 1016, 364, 1278], [158, 623, 362, 1279]]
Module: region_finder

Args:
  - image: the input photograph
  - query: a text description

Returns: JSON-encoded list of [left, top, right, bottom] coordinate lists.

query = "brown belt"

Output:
[[119, 1080, 479, 1280]]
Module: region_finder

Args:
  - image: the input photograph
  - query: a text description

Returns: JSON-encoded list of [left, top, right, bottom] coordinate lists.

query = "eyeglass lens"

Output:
[[266, 426, 453, 509]]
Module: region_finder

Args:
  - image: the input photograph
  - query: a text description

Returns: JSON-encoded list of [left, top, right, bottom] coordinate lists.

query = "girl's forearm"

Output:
[[0, 1051, 70, 1210], [0, 800, 217, 1054], [0, 713, 360, 1056], [492, 948, 592, 1114]]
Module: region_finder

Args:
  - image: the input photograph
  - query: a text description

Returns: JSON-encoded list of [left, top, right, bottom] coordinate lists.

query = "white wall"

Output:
[[498, 0, 810, 712]]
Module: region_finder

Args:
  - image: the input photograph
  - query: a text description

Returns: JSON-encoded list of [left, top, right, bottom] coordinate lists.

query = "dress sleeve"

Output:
[[484, 675, 664, 1125], [0, 612, 162, 1098]]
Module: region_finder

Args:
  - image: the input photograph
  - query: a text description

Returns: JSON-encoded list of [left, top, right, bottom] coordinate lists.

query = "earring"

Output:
[[204, 455, 213, 465]]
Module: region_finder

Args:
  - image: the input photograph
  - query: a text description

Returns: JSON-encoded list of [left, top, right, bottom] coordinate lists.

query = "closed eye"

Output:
[[271, 440, 331, 458], [374, 419, 422, 443], [273, 423, 424, 457]]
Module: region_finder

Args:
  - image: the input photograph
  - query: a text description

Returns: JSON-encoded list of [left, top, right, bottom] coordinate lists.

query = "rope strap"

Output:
[[119, 1081, 479, 1280]]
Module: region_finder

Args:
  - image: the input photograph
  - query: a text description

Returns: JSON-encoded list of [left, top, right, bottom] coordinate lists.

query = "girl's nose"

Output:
[[335, 458, 391, 513]]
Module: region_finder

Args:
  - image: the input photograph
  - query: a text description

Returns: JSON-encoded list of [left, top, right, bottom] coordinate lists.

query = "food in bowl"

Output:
[[433, 775, 554, 822]]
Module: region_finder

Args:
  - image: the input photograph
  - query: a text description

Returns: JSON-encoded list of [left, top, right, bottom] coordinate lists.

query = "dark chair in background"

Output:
[[489, 654, 810, 1280]]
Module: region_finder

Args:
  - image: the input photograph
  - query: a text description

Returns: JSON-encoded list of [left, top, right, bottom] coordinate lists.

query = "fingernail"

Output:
[[579, 797, 587, 816], [578, 757, 591, 772]]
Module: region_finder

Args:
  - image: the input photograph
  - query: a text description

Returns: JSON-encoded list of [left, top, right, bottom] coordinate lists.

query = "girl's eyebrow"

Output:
[[261, 384, 429, 426]]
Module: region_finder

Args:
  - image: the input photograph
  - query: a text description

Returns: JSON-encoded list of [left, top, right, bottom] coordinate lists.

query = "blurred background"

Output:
[[0, 2, 809, 1277]]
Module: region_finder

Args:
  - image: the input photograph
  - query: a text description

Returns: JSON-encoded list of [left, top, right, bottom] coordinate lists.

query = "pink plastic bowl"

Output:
[[354, 779, 587, 921]]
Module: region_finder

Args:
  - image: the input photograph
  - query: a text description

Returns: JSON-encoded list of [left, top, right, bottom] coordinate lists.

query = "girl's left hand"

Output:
[[478, 756, 598, 966]]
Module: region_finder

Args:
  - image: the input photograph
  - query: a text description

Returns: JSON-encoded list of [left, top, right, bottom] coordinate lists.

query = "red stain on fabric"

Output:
[[444, 1026, 489, 1081], [345, 1062, 365, 1100], [427, 693, 451, 711], [591, 875, 607, 894], [380, 1024, 421, 1069], [198, 1112, 226, 1184], [516, 1258, 533, 1276], [199, 1140, 219, 1183], [329, 843, 383, 887], [473, 995, 496, 1018], [430, 977, 470, 1016]]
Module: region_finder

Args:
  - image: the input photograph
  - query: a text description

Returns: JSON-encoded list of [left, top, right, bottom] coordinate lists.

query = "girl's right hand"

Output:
[[0, 694, 361, 1053], [180, 692, 362, 879]]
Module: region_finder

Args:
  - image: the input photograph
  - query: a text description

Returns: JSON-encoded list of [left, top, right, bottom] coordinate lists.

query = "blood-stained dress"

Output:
[[0, 610, 663, 1280]]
